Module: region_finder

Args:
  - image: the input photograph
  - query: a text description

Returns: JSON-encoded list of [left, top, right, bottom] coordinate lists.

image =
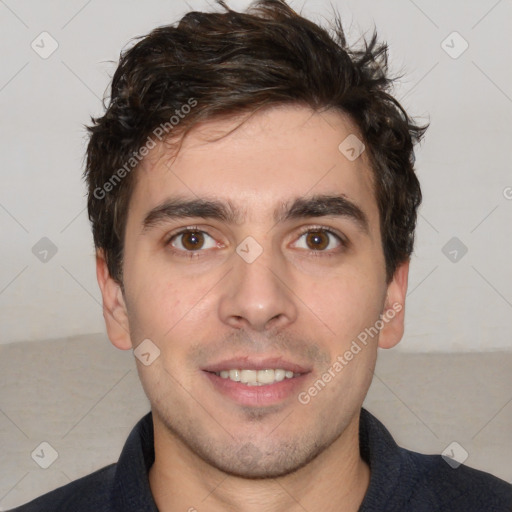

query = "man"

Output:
[[11, 0, 512, 510]]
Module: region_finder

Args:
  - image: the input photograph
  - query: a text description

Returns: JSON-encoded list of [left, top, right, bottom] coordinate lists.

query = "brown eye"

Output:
[[292, 228, 344, 253], [169, 230, 217, 252], [181, 231, 204, 250], [305, 231, 330, 250]]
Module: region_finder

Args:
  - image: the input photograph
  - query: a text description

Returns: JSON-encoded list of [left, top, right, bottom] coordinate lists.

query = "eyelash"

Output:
[[165, 225, 347, 259]]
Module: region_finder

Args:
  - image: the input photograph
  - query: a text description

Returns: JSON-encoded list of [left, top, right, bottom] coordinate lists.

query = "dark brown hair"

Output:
[[84, 0, 427, 285]]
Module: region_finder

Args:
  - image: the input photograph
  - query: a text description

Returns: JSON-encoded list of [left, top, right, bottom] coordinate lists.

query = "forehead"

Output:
[[128, 105, 379, 232]]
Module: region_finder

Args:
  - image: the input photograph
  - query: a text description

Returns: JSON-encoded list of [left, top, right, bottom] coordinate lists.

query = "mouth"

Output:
[[209, 368, 302, 386], [202, 357, 311, 406]]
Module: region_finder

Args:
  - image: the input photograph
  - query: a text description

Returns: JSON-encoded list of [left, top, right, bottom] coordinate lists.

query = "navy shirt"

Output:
[[10, 409, 512, 511]]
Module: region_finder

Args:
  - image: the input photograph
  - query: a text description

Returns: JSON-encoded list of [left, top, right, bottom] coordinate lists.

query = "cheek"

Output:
[[128, 269, 217, 348], [300, 266, 384, 338], [124, 264, 184, 341]]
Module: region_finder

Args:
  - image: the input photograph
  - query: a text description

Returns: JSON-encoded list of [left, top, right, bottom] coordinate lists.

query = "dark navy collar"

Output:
[[113, 411, 158, 511]]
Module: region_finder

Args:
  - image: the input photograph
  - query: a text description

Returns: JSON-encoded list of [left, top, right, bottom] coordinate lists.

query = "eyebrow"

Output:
[[141, 194, 370, 235]]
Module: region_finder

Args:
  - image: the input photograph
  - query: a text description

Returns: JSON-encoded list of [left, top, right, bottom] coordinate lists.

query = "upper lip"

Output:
[[202, 356, 311, 374]]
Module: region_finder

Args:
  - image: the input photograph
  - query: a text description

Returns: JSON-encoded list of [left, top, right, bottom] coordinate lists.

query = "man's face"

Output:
[[100, 105, 407, 478]]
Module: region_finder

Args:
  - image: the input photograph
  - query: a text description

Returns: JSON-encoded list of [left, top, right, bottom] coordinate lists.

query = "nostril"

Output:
[[267, 313, 285, 327]]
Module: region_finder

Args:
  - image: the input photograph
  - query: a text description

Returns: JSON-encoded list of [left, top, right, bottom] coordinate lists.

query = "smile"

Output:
[[213, 368, 302, 386]]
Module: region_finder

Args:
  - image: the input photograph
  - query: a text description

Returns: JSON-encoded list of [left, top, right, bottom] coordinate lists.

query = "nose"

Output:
[[217, 243, 298, 332]]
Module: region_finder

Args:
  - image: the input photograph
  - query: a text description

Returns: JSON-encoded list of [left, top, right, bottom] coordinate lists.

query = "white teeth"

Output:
[[240, 369, 257, 384], [229, 369, 241, 381], [214, 368, 300, 385], [274, 369, 285, 382], [257, 369, 275, 384]]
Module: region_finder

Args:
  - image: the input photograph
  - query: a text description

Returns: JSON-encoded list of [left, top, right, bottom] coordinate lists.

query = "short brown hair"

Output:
[[84, 0, 427, 285]]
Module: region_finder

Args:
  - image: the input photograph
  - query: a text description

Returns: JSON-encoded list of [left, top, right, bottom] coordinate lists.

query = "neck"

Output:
[[148, 412, 370, 512]]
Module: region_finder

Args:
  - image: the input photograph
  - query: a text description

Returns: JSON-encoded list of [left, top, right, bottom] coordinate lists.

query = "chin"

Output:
[[201, 439, 331, 480]]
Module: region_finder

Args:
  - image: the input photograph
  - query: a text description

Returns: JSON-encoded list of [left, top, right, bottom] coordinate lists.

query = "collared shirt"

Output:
[[10, 408, 512, 511]]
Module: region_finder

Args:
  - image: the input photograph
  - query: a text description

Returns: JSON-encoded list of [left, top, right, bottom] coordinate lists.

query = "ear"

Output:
[[378, 259, 409, 349], [96, 248, 132, 350]]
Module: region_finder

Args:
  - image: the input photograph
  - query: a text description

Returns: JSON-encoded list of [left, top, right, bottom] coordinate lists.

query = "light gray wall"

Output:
[[0, 0, 511, 351]]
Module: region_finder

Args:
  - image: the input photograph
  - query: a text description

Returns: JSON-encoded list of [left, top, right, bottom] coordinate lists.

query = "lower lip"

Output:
[[203, 371, 309, 407]]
